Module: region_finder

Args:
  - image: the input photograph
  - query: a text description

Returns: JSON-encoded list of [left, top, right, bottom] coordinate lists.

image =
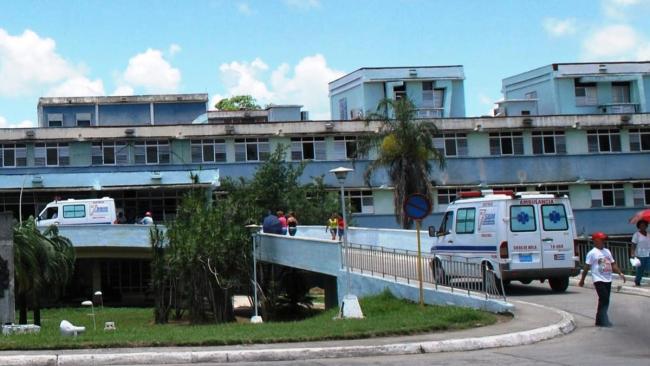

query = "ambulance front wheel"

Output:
[[548, 277, 569, 292], [430, 259, 449, 285]]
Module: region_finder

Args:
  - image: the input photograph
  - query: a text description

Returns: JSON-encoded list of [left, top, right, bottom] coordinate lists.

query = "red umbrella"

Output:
[[629, 209, 650, 225]]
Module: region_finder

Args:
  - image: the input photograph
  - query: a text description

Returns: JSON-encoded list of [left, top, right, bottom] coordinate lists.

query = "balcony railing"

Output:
[[415, 108, 444, 118]]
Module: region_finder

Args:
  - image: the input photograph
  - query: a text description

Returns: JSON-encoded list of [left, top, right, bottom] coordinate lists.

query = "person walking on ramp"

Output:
[[578, 231, 626, 327]]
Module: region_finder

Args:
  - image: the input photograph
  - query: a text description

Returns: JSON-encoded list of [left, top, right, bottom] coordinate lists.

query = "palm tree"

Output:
[[13, 219, 75, 325], [359, 98, 445, 228]]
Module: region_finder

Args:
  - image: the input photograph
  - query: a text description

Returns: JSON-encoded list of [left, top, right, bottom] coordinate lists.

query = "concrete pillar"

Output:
[[0, 212, 15, 325], [322, 274, 339, 310]]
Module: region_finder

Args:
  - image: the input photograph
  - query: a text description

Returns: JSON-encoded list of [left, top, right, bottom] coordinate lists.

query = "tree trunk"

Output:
[[18, 293, 27, 324], [33, 302, 41, 326]]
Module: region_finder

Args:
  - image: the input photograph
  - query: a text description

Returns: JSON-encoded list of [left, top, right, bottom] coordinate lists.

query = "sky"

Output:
[[1, 0, 650, 127]]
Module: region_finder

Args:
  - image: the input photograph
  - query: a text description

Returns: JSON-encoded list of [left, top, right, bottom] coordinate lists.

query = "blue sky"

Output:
[[1, 0, 650, 127]]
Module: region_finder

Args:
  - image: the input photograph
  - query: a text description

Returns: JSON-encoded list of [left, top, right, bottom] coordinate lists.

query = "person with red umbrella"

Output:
[[631, 220, 649, 286]]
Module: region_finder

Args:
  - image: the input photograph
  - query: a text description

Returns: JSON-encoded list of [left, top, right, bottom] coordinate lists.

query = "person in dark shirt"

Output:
[[262, 210, 283, 234]]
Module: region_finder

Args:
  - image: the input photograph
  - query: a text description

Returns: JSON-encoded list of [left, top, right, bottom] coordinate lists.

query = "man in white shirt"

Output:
[[578, 231, 626, 327], [140, 211, 154, 225], [631, 220, 649, 286]]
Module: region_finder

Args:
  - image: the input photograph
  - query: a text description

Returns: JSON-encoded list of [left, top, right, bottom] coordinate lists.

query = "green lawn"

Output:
[[0, 292, 497, 350]]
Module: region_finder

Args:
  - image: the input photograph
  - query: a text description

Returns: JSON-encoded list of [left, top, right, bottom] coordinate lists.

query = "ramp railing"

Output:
[[344, 243, 507, 301]]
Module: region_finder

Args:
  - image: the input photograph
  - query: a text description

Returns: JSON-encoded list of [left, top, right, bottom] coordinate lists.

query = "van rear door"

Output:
[[539, 201, 574, 269], [507, 202, 543, 271]]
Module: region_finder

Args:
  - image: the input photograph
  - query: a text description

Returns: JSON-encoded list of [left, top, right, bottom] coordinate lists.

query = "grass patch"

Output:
[[0, 292, 497, 350]]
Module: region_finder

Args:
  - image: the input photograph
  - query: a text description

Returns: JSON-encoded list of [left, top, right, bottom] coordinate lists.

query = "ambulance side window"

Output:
[[456, 208, 475, 234], [438, 211, 454, 235], [63, 204, 86, 219], [510, 205, 536, 232], [541, 204, 568, 231]]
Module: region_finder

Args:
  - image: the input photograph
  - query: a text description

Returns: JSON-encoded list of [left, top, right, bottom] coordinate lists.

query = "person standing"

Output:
[[631, 220, 650, 286], [287, 211, 298, 236], [337, 213, 346, 241], [326, 213, 338, 240], [140, 211, 154, 225], [578, 231, 626, 327], [262, 210, 283, 234], [277, 211, 288, 235]]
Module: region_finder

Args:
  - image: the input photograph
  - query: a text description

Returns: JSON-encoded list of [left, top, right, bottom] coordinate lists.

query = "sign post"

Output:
[[403, 194, 432, 307]]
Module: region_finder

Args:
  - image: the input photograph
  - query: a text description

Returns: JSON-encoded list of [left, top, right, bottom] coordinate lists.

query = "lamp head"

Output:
[[94, 291, 102, 296], [81, 300, 93, 306], [329, 167, 354, 182]]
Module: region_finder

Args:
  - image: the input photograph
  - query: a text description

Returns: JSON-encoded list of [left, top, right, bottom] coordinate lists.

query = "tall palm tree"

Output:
[[359, 98, 445, 228]]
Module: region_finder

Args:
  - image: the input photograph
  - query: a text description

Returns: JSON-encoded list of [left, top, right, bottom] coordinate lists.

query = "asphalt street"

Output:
[[156, 282, 649, 366]]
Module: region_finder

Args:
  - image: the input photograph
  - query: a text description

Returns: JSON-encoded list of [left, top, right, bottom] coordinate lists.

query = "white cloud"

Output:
[[543, 18, 577, 37], [284, 0, 320, 9], [0, 28, 81, 96], [582, 24, 638, 59], [112, 85, 135, 96], [0, 115, 34, 128], [602, 0, 645, 19], [215, 54, 343, 119], [168, 43, 181, 56], [121, 48, 181, 93], [237, 2, 252, 15], [46, 76, 105, 97]]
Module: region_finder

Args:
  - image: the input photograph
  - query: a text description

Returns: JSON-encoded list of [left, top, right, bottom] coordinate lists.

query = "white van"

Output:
[[37, 198, 117, 227], [430, 190, 580, 292]]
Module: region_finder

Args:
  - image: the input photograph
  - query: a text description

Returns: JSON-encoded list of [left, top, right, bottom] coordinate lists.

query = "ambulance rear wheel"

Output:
[[431, 259, 449, 285], [549, 277, 569, 292], [519, 279, 532, 285]]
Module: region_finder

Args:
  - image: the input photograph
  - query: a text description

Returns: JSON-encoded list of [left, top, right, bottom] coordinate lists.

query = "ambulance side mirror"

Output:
[[428, 226, 436, 237]]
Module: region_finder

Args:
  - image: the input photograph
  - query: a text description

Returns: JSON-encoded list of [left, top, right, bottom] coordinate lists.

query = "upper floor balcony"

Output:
[[415, 108, 444, 118]]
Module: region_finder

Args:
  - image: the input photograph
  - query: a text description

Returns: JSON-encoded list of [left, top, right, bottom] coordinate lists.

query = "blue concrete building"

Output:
[[328, 66, 466, 120], [496, 61, 650, 116]]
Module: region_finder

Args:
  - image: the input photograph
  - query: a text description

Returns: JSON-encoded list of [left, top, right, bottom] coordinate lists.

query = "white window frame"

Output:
[[393, 84, 406, 100], [92, 141, 129, 165], [291, 137, 326, 161], [47, 113, 63, 127], [537, 184, 569, 197], [532, 130, 566, 155], [575, 81, 598, 106], [489, 132, 524, 156], [436, 187, 472, 210], [629, 128, 650, 152], [587, 129, 621, 153], [191, 139, 227, 163], [345, 190, 374, 214], [0, 143, 27, 168], [590, 184, 625, 207], [333, 135, 363, 160], [633, 183, 650, 206], [433, 133, 468, 157], [134, 140, 170, 165], [612, 82, 630, 104], [422, 82, 443, 108], [34, 143, 69, 167], [234, 138, 270, 162], [76, 113, 91, 127]]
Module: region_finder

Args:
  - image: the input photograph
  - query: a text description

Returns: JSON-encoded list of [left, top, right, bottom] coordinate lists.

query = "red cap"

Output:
[[591, 231, 608, 240], [145, 211, 152, 217]]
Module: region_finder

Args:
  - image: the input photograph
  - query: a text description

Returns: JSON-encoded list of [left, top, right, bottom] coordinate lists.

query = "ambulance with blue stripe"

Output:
[[430, 190, 580, 292]]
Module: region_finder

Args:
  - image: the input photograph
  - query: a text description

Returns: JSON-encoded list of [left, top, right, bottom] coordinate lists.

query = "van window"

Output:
[[438, 211, 454, 235], [510, 205, 537, 232], [542, 204, 568, 231], [63, 204, 86, 218], [456, 208, 475, 234]]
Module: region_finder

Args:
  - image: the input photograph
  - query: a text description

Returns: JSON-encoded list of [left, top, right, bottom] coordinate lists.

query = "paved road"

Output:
[[160, 282, 649, 366]]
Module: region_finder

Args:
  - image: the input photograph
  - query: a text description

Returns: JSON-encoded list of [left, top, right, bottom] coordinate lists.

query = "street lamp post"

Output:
[[246, 224, 263, 324], [329, 167, 363, 319]]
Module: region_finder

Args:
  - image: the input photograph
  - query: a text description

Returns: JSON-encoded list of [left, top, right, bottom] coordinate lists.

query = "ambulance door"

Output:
[[507, 202, 543, 271], [539, 202, 573, 269], [433, 210, 455, 254]]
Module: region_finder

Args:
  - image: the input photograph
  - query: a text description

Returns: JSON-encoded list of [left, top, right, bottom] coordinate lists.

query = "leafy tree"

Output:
[[215, 95, 261, 111], [13, 219, 75, 325], [359, 98, 445, 228]]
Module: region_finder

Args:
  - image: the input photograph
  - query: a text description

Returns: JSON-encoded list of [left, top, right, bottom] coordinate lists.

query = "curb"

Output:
[[0, 301, 575, 366], [569, 278, 650, 297]]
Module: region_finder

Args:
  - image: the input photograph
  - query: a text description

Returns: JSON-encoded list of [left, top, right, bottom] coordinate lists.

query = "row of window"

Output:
[[574, 81, 631, 107]]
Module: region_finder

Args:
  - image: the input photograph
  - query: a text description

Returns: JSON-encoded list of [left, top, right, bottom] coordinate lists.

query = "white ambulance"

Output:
[[429, 190, 580, 292], [37, 198, 117, 227]]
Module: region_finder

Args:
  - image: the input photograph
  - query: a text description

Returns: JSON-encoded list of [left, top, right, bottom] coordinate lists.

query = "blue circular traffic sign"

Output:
[[403, 194, 431, 220]]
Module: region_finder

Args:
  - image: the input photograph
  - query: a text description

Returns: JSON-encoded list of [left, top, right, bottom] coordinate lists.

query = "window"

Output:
[[191, 139, 226, 163], [587, 129, 621, 153], [437, 188, 472, 206], [76, 113, 91, 127], [34, 143, 69, 166], [633, 183, 650, 206], [456, 208, 475, 234], [438, 211, 454, 235], [575, 80, 597, 106], [538, 185, 569, 197], [590, 184, 625, 207], [489, 132, 524, 155], [629, 128, 650, 151], [612, 82, 630, 104], [234, 138, 270, 162], [510, 205, 537, 232], [393, 84, 406, 100], [434, 133, 468, 157], [338, 98, 347, 120], [532, 131, 566, 155], [134, 140, 170, 165], [291, 137, 326, 161], [490, 185, 528, 193], [525, 91, 538, 99], [422, 82, 444, 108], [333, 136, 362, 160], [47, 113, 63, 127], [92, 141, 128, 165], [63, 204, 85, 218], [346, 190, 374, 213], [542, 204, 568, 231], [0, 144, 27, 167]]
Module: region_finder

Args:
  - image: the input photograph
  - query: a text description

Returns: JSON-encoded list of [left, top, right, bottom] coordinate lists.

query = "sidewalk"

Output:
[[569, 273, 650, 298], [0, 301, 574, 366]]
